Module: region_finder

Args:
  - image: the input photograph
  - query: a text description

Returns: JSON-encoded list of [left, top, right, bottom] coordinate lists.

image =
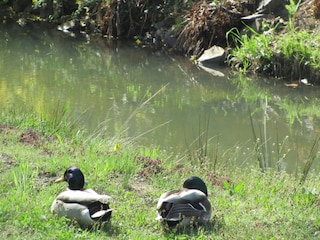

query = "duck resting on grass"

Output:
[[156, 176, 212, 227], [51, 166, 112, 228]]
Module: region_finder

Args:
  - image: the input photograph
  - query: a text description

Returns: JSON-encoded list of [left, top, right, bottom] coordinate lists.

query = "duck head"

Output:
[[55, 166, 85, 190], [183, 176, 208, 196]]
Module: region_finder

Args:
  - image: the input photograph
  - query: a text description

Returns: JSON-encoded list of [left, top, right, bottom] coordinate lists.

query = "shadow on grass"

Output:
[[162, 215, 225, 238], [95, 221, 122, 237], [59, 218, 121, 237]]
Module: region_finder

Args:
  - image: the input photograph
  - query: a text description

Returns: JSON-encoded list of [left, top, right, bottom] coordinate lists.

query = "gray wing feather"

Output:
[[162, 200, 211, 221]]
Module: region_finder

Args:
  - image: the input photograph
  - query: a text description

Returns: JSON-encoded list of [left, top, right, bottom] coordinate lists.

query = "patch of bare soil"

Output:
[[129, 178, 152, 192], [0, 124, 15, 132], [35, 168, 58, 188], [136, 155, 163, 179], [294, 0, 320, 32], [207, 172, 232, 188], [0, 153, 18, 173], [19, 129, 41, 146]]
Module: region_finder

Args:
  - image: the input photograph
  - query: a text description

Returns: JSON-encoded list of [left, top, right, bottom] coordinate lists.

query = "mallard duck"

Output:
[[51, 166, 112, 228], [156, 176, 212, 227]]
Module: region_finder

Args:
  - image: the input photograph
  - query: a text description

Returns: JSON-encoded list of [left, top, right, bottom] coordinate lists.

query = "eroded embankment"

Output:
[[1, 0, 320, 83]]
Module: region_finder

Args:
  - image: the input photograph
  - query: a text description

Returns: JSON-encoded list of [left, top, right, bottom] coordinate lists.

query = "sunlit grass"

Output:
[[227, 0, 320, 82], [277, 30, 320, 69], [1, 109, 320, 239]]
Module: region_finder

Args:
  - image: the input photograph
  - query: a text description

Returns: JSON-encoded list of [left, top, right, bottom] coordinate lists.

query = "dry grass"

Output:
[[176, 1, 243, 57]]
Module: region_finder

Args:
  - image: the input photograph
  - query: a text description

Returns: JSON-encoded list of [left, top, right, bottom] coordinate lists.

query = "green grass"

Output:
[[227, 1, 320, 83], [1, 111, 320, 239]]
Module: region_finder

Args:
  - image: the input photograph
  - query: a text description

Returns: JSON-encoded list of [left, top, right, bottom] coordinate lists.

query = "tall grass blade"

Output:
[[300, 136, 320, 184], [263, 96, 270, 168], [182, 114, 213, 166], [249, 107, 264, 170]]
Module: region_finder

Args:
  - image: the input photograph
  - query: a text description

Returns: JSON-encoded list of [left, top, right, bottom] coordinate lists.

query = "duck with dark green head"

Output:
[[156, 176, 212, 227], [51, 166, 112, 228]]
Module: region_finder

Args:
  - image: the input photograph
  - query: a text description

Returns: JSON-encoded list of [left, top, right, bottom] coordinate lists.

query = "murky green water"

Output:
[[1, 22, 320, 172]]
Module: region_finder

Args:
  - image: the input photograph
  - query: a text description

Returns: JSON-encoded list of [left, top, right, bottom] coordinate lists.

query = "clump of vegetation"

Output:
[[96, 0, 246, 56], [228, 0, 320, 83], [176, 1, 243, 56], [227, 26, 274, 73]]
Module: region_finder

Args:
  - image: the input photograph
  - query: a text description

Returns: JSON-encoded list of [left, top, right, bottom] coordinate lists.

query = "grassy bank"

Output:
[[0, 111, 320, 239], [228, 26, 320, 84], [228, 0, 320, 84]]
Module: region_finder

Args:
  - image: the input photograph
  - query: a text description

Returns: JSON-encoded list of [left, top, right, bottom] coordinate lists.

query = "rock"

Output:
[[256, 0, 286, 14], [197, 45, 226, 66]]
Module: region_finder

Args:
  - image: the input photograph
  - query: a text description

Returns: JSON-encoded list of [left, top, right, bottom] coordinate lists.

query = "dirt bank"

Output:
[[1, 0, 320, 83]]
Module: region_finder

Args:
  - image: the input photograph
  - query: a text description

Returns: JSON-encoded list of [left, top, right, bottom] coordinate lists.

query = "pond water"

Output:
[[1, 22, 320, 173]]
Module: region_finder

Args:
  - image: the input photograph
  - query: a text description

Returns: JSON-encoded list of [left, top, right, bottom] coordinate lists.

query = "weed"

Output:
[[223, 181, 246, 197], [228, 0, 320, 82], [12, 162, 38, 197], [300, 136, 320, 184], [292, 188, 317, 206], [227, 25, 273, 73], [285, 0, 301, 31]]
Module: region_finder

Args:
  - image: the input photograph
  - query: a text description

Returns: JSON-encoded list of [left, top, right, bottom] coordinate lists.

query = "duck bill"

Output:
[[54, 176, 65, 183]]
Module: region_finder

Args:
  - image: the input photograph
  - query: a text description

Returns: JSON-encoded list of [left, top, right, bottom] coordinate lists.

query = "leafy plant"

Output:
[[226, 25, 273, 72], [224, 181, 246, 196], [292, 188, 317, 206], [285, 0, 301, 30]]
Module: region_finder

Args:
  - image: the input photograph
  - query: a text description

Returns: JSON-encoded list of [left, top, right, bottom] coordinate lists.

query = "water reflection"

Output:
[[1, 22, 320, 172]]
